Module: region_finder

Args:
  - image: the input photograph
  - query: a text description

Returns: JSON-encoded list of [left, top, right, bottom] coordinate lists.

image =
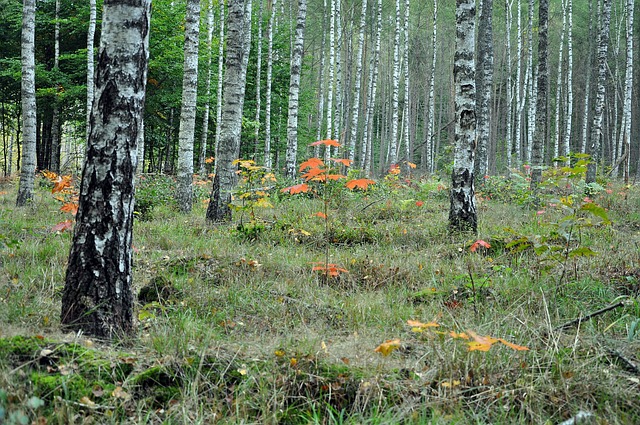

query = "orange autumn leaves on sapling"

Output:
[[281, 139, 376, 279], [43, 170, 78, 232]]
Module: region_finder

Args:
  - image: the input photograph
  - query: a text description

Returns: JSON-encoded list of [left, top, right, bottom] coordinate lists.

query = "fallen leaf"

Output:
[[374, 339, 401, 356], [407, 319, 439, 332], [470, 239, 491, 252], [51, 220, 73, 232], [79, 396, 96, 407]]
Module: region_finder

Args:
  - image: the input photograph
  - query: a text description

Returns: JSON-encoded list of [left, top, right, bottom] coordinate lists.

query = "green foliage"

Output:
[[135, 174, 178, 220]]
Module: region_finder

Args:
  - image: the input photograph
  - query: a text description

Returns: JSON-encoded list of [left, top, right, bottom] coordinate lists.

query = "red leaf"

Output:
[[60, 202, 79, 215], [309, 139, 341, 147], [345, 178, 376, 190], [299, 157, 324, 171], [331, 158, 353, 166], [51, 220, 73, 232], [281, 183, 310, 194], [470, 239, 491, 252], [313, 212, 327, 219], [415, 201, 424, 207]]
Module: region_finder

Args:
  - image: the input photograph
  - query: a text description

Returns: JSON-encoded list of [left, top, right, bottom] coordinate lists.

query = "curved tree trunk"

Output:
[[176, 0, 201, 213], [16, 0, 37, 207], [285, 0, 308, 178], [61, 0, 150, 338], [449, 0, 477, 233]]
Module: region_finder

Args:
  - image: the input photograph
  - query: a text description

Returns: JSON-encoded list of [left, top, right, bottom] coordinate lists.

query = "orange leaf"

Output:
[[325, 174, 346, 181], [466, 330, 498, 352], [449, 331, 470, 340], [51, 220, 73, 232], [407, 161, 417, 169], [388, 165, 400, 175], [470, 239, 491, 252], [312, 263, 348, 277], [281, 183, 310, 194], [301, 167, 327, 181], [331, 158, 353, 166], [498, 338, 529, 351], [345, 178, 376, 190], [313, 212, 327, 219], [374, 339, 401, 356], [60, 202, 79, 215], [52, 175, 73, 193], [309, 139, 341, 147], [415, 201, 424, 207], [299, 157, 325, 171], [407, 319, 439, 332]]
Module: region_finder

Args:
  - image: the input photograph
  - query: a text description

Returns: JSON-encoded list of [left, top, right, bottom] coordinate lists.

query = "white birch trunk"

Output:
[[562, 0, 573, 163], [254, 0, 264, 152], [580, 0, 594, 155], [363, 0, 382, 175], [325, 0, 336, 161], [552, 0, 567, 163], [86, 0, 96, 149], [424, 0, 437, 173], [514, 0, 523, 165], [50, 0, 61, 172], [16, 0, 37, 206], [285, 0, 307, 179], [264, 0, 277, 170], [622, 0, 633, 181], [198, 0, 215, 177], [530, 0, 548, 188], [450, 0, 477, 233], [214, 0, 226, 170], [525, 0, 535, 164], [176, 0, 201, 213], [505, 0, 513, 169], [315, 0, 328, 158], [388, 0, 401, 167], [475, 0, 493, 179], [586, 0, 612, 184], [402, 0, 411, 168], [347, 0, 367, 164], [332, 0, 343, 142]]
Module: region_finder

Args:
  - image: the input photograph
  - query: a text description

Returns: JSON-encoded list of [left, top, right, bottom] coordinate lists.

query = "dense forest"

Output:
[[0, 0, 638, 181]]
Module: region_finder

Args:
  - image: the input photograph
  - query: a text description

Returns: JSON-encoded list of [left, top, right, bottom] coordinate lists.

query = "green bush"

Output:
[[135, 174, 178, 220]]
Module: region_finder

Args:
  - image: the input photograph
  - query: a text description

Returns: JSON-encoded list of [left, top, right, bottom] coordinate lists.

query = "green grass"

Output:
[[1, 173, 639, 424]]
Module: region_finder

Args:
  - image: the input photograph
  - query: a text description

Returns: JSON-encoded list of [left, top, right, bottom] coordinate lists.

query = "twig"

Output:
[[554, 301, 625, 331], [605, 347, 640, 376]]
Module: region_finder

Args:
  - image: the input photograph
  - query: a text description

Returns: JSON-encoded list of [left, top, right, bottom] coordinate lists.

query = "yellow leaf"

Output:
[[498, 338, 529, 351], [374, 339, 401, 356], [407, 319, 439, 332], [274, 349, 285, 357], [79, 396, 96, 407], [237, 368, 247, 376], [111, 386, 130, 401], [466, 330, 498, 352]]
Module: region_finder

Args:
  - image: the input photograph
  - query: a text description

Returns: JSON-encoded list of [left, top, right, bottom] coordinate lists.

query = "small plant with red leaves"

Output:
[[42, 171, 78, 233], [281, 140, 376, 282]]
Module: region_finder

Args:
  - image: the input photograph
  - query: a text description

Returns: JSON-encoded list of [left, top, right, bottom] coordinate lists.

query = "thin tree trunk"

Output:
[[86, 0, 96, 146], [505, 0, 513, 169], [315, 0, 328, 158], [264, 0, 277, 170], [214, 0, 226, 170], [530, 0, 549, 189], [347, 0, 367, 164], [526, 0, 535, 163], [198, 0, 215, 177], [402, 0, 411, 168], [553, 0, 567, 163], [207, 0, 252, 222], [16, 0, 37, 207], [622, 0, 634, 182], [61, 0, 150, 338], [254, 0, 264, 154], [50, 0, 61, 173], [332, 0, 343, 142], [388, 0, 401, 167], [562, 0, 573, 164], [450, 0, 477, 233], [514, 0, 523, 165], [424, 0, 437, 173], [285, 0, 308, 178], [325, 0, 336, 158], [586, 0, 612, 184], [176, 0, 201, 213], [475, 0, 493, 180], [580, 0, 594, 155], [363, 0, 382, 176]]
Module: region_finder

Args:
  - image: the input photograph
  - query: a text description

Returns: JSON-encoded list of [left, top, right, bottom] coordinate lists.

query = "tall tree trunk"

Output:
[[402, 0, 411, 168], [86, 0, 97, 147], [61, 0, 150, 339], [475, 0, 493, 180], [505, 0, 513, 169], [530, 0, 549, 189], [553, 0, 567, 163], [347, 0, 367, 164], [50, 0, 61, 173], [176, 0, 201, 213], [332, 0, 343, 142], [423, 0, 437, 173], [315, 0, 328, 158], [325, 0, 336, 158], [207, 0, 252, 222], [622, 0, 634, 182], [514, 0, 523, 165], [285, 0, 308, 178], [562, 0, 573, 164], [450, 0, 477, 233], [363, 0, 382, 176], [254, 0, 264, 154], [16, 0, 37, 207], [525, 0, 535, 163], [264, 0, 277, 170], [586, 0, 612, 184], [198, 0, 216, 176], [214, 0, 226, 170], [388, 0, 401, 167]]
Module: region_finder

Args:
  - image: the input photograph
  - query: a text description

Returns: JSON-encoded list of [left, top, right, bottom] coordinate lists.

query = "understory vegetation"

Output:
[[1, 167, 639, 424]]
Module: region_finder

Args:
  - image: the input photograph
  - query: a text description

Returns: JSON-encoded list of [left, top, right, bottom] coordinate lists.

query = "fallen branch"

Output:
[[605, 347, 640, 376], [554, 301, 625, 331]]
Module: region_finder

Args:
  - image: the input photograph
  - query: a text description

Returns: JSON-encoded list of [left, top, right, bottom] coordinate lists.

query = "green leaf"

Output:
[[580, 203, 611, 224], [568, 247, 598, 258]]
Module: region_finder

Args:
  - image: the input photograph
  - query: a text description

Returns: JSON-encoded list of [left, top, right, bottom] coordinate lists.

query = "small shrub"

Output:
[[135, 174, 177, 220]]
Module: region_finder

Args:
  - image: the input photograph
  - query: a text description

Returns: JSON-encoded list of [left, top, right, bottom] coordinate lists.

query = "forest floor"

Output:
[[1, 168, 639, 424]]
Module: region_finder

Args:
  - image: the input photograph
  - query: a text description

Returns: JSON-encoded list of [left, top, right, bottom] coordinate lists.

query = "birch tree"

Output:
[[388, 0, 401, 167], [86, 0, 97, 147], [514, 0, 524, 165], [207, 0, 252, 222], [402, 0, 411, 168], [619, 0, 633, 181], [264, 0, 277, 170], [530, 0, 548, 189], [363, 0, 383, 175], [552, 0, 567, 162], [526, 0, 535, 163], [346, 0, 367, 164], [505, 0, 513, 169], [449, 0, 477, 233], [285, 0, 308, 178], [198, 0, 215, 177], [423, 0, 437, 173], [176, 0, 201, 213], [214, 0, 226, 166], [16, 0, 37, 207], [50, 0, 61, 172], [586, 0, 612, 184], [254, 0, 264, 152], [475, 0, 493, 180], [61, 0, 151, 338], [562, 0, 573, 164]]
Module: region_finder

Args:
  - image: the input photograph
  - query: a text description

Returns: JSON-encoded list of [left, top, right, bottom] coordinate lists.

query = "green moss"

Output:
[[130, 365, 181, 405], [0, 336, 48, 364]]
